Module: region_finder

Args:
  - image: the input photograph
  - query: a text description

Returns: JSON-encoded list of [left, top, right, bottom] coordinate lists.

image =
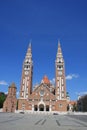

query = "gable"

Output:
[[30, 83, 55, 99]]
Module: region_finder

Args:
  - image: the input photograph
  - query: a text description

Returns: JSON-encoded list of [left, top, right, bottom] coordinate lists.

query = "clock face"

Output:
[[58, 71, 62, 75], [25, 71, 29, 75]]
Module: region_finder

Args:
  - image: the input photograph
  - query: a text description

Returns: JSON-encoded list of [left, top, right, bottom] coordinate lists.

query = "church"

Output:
[[18, 42, 67, 112]]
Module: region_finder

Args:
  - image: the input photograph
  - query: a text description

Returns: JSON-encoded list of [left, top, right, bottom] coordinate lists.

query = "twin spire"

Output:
[[26, 40, 63, 59], [28, 40, 62, 53]]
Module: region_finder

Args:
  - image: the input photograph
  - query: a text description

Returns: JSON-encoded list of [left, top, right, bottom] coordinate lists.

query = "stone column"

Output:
[[32, 104, 34, 111], [38, 106, 39, 111], [44, 105, 46, 111], [50, 105, 51, 112]]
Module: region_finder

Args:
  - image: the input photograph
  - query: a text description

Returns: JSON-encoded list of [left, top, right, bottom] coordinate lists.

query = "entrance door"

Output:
[[34, 105, 38, 111], [46, 105, 49, 111], [39, 104, 44, 111]]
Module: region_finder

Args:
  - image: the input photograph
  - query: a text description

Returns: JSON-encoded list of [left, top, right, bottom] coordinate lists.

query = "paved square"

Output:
[[0, 113, 87, 130]]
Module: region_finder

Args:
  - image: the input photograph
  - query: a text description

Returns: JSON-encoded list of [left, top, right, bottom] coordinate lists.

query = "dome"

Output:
[[42, 75, 50, 84]]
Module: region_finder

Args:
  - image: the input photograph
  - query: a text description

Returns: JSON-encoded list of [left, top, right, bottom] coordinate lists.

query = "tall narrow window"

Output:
[[62, 79, 63, 85]]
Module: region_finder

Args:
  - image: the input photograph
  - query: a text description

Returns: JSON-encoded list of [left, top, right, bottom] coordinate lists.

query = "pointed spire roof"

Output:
[[24, 41, 33, 63], [58, 39, 62, 53], [26, 41, 32, 57], [9, 83, 16, 88], [29, 43, 31, 48], [56, 40, 63, 58], [58, 39, 60, 46], [28, 39, 32, 48]]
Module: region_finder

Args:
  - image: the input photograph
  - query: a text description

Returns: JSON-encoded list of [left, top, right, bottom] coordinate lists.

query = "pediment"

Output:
[[30, 83, 55, 99]]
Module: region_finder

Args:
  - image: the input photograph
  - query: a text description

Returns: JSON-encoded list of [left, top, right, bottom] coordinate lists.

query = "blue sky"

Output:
[[0, 0, 87, 100]]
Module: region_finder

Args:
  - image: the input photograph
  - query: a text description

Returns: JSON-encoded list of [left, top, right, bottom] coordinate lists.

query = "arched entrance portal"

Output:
[[39, 104, 44, 111]]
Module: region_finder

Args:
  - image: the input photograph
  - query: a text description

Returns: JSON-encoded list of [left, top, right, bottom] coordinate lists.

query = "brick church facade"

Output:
[[18, 42, 67, 112]]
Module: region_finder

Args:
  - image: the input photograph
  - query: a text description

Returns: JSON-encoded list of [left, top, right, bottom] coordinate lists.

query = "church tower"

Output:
[[20, 43, 33, 99], [3, 83, 17, 112], [55, 41, 66, 100]]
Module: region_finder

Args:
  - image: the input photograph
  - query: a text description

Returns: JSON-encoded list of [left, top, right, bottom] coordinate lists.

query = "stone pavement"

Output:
[[0, 112, 87, 130]]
